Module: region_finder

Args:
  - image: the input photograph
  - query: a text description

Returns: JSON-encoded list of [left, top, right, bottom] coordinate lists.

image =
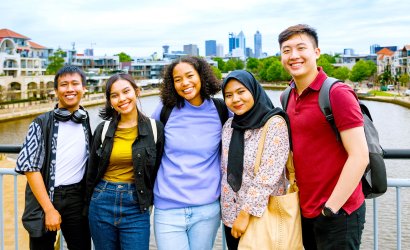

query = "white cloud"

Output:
[[1, 0, 409, 56]]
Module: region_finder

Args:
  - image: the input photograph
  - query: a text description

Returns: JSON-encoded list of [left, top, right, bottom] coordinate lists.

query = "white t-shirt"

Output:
[[55, 120, 87, 187]]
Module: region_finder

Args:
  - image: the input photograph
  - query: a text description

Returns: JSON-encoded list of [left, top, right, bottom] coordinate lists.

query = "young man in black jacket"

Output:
[[16, 65, 92, 250]]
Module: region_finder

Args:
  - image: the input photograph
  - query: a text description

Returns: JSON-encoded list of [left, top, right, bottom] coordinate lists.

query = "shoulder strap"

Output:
[[318, 77, 341, 141], [280, 86, 292, 111], [212, 97, 229, 125], [101, 121, 110, 144], [253, 116, 275, 175], [149, 118, 157, 143], [160, 105, 173, 126]]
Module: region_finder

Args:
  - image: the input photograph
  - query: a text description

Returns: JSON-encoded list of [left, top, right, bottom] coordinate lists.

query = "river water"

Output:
[[1, 91, 409, 249]]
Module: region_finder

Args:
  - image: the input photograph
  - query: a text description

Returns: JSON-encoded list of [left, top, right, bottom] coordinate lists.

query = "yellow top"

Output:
[[103, 125, 138, 183]]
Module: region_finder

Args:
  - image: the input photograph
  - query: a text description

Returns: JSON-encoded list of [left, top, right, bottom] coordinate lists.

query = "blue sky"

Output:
[[1, 0, 409, 57]]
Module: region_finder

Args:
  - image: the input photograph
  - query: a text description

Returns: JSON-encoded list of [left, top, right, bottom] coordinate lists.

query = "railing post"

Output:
[[0, 175, 4, 250], [396, 187, 401, 250], [14, 175, 19, 250], [373, 198, 378, 250]]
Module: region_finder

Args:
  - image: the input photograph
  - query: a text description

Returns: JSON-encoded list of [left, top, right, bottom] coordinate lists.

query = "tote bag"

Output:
[[238, 116, 303, 250]]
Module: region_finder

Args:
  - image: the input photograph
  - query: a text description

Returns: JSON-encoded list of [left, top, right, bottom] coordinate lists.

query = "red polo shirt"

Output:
[[285, 68, 364, 218]]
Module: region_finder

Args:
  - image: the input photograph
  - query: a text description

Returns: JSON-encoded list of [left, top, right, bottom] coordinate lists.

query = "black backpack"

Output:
[[281, 77, 387, 199], [160, 97, 229, 126]]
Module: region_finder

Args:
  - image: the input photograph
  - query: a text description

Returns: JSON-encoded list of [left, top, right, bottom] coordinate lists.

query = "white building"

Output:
[[0, 29, 51, 77]]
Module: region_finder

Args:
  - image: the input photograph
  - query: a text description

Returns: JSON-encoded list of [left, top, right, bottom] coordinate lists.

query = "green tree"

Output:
[[350, 60, 374, 82], [212, 57, 226, 72], [246, 58, 260, 73], [320, 54, 336, 63], [211, 66, 222, 80], [317, 56, 334, 76], [265, 61, 283, 81], [46, 49, 66, 75], [115, 52, 132, 62], [398, 73, 410, 88], [225, 58, 244, 71], [333, 67, 350, 81]]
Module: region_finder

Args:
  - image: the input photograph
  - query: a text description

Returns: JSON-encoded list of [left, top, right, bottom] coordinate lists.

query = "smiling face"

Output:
[[280, 33, 320, 83], [55, 73, 85, 113], [109, 79, 139, 117], [224, 79, 255, 116], [173, 62, 203, 106]]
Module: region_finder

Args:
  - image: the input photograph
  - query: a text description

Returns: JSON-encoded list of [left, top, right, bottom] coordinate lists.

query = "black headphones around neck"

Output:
[[54, 105, 87, 123]]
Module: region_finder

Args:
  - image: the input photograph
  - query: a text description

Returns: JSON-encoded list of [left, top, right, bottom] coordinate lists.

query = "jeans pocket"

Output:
[[91, 187, 103, 201]]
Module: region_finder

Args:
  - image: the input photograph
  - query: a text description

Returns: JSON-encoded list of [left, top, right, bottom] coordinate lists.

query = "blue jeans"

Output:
[[302, 202, 366, 250], [154, 200, 221, 250], [88, 180, 150, 250]]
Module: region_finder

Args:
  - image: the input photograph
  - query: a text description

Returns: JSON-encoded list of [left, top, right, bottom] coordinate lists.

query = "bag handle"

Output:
[[253, 116, 275, 175], [253, 116, 297, 193]]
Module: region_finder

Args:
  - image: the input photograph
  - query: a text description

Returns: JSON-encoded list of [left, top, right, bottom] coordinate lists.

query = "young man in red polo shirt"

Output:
[[279, 24, 369, 249]]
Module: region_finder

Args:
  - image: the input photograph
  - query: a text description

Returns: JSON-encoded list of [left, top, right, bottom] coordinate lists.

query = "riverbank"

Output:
[[1, 86, 410, 122], [0, 89, 159, 122]]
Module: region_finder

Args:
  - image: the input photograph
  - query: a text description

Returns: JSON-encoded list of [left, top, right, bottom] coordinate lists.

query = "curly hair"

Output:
[[160, 56, 221, 108], [99, 73, 147, 121]]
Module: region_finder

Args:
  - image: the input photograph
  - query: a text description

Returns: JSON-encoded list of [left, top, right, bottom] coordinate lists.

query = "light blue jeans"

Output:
[[154, 200, 221, 250]]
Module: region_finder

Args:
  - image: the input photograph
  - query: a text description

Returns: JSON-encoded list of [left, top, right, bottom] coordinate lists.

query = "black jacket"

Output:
[[86, 114, 164, 212], [22, 110, 92, 237]]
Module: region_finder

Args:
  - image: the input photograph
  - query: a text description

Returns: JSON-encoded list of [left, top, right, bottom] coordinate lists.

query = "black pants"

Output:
[[302, 202, 366, 250], [29, 183, 91, 250], [224, 225, 240, 250]]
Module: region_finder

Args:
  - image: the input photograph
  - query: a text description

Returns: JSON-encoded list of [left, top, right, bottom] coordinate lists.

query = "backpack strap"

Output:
[[149, 118, 157, 143], [318, 77, 341, 141], [280, 86, 292, 111], [211, 97, 229, 125], [159, 105, 173, 126], [101, 120, 110, 144]]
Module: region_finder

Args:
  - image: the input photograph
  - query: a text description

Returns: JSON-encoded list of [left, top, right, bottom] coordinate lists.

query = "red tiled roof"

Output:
[[404, 45, 410, 51], [376, 47, 394, 56], [0, 29, 30, 39], [28, 41, 46, 49]]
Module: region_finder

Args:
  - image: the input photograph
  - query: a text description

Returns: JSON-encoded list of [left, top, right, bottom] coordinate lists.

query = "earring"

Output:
[[111, 106, 114, 109]]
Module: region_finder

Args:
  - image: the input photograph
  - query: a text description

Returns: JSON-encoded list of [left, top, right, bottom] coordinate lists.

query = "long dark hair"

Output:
[[99, 73, 147, 121], [160, 56, 221, 108]]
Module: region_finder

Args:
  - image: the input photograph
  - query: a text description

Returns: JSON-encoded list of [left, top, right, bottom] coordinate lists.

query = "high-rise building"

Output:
[[162, 45, 169, 54], [237, 31, 246, 58], [217, 43, 224, 57], [254, 31, 262, 58], [245, 48, 253, 58], [370, 44, 380, 54], [205, 40, 217, 57], [84, 48, 94, 56], [183, 44, 198, 56], [229, 32, 238, 53]]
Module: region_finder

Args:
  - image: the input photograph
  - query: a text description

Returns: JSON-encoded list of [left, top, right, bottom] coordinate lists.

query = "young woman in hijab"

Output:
[[220, 70, 290, 249]]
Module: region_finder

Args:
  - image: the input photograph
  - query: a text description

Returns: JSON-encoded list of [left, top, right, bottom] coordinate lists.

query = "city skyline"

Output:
[[1, 0, 409, 57]]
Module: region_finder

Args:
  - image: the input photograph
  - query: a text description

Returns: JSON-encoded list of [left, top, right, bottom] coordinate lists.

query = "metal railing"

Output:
[[1, 145, 410, 250]]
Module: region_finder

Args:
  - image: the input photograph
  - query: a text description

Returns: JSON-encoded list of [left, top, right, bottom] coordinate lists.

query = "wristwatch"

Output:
[[321, 205, 339, 217]]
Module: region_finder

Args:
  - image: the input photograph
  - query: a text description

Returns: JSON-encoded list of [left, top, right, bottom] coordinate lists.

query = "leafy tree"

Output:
[[46, 49, 66, 75], [350, 60, 374, 82], [212, 57, 226, 72], [398, 73, 410, 88], [225, 58, 244, 71], [333, 67, 350, 81], [265, 61, 283, 81], [320, 54, 336, 63], [246, 58, 260, 73], [317, 56, 334, 76], [211, 66, 222, 80], [115, 52, 132, 62]]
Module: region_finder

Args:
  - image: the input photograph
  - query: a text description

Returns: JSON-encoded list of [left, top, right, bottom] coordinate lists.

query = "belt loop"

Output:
[[102, 179, 108, 189]]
